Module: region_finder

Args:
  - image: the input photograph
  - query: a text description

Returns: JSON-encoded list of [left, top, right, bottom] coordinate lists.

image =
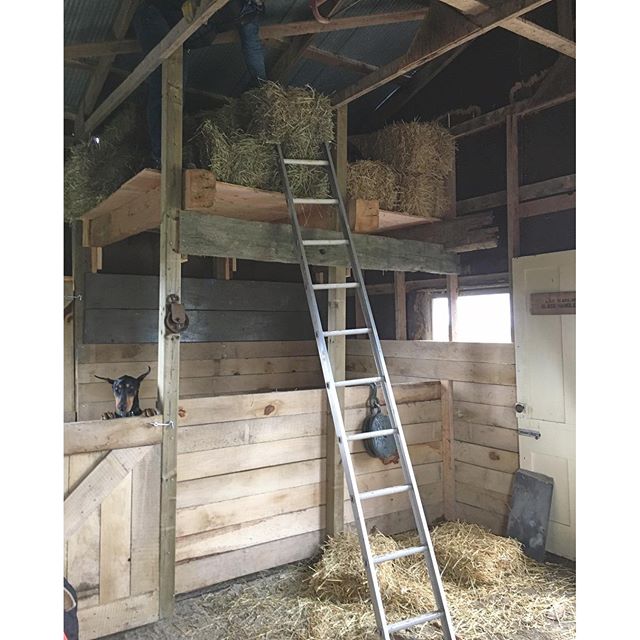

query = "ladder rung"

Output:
[[293, 198, 339, 205], [373, 545, 428, 565], [284, 158, 329, 166], [347, 428, 396, 441], [323, 328, 370, 337], [302, 239, 349, 246], [334, 376, 382, 388], [359, 484, 411, 501], [312, 282, 359, 290], [386, 612, 443, 634]]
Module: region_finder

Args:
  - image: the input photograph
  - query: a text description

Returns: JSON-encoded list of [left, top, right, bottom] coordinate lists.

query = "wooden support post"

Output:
[[394, 272, 407, 340], [355, 283, 366, 338], [440, 379, 456, 520], [447, 274, 458, 342], [157, 48, 183, 618], [326, 105, 348, 538], [506, 114, 519, 341], [556, 0, 574, 39], [409, 290, 433, 340], [71, 222, 91, 421]]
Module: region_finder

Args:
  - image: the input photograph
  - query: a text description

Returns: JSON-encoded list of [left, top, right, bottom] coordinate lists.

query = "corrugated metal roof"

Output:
[[64, 66, 92, 111], [64, 0, 122, 42]]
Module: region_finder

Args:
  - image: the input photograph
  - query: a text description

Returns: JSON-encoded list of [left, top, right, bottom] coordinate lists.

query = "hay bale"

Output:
[[396, 173, 445, 218], [240, 81, 334, 159], [347, 160, 398, 209], [64, 102, 150, 220], [431, 521, 528, 587]]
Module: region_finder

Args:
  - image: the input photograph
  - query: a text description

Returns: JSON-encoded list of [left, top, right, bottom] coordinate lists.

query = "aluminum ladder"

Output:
[[276, 142, 456, 640]]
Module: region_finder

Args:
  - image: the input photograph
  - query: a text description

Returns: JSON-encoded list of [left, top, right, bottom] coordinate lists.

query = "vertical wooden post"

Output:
[[557, 0, 574, 39], [440, 379, 456, 521], [394, 272, 407, 340], [446, 274, 458, 342], [71, 221, 90, 421], [157, 48, 183, 618], [409, 290, 433, 340], [355, 284, 366, 338], [326, 105, 348, 538], [506, 114, 519, 341]]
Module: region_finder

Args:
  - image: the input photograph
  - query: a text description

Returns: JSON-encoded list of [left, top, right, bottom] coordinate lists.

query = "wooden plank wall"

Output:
[[83, 274, 326, 343], [76, 341, 324, 420], [347, 340, 517, 534], [173, 382, 443, 595]]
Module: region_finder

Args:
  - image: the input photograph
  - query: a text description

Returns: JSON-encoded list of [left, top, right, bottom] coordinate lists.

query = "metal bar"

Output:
[[323, 328, 370, 337], [348, 428, 396, 441], [386, 612, 443, 634], [284, 158, 330, 166], [360, 484, 411, 500], [293, 197, 339, 204], [373, 545, 428, 565], [312, 282, 359, 290], [334, 376, 383, 388], [302, 239, 349, 246]]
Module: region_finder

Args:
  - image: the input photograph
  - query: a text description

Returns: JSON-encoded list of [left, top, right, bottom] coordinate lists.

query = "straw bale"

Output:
[[347, 161, 398, 209], [396, 173, 445, 218]]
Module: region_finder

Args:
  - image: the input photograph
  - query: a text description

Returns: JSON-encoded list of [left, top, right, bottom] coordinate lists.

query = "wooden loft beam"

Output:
[[269, 0, 348, 83], [332, 0, 552, 107], [80, 0, 233, 137], [440, 0, 575, 58], [179, 212, 460, 275], [303, 46, 378, 76], [75, 0, 140, 136], [64, 9, 428, 60]]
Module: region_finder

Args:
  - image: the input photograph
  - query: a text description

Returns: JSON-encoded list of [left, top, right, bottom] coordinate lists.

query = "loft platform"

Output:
[[80, 168, 441, 249]]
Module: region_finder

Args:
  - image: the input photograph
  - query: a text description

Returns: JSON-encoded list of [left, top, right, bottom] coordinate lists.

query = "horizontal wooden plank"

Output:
[[456, 481, 510, 517], [64, 417, 163, 455], [83, 274, 317, 312], [78, 591, 158, 640], [456, 502, 506, 535], [454, 441, 519, 474], [455, 401, 517, 429], [180, 211, 459, 275], [454, 421, 518, 452], [348, 355, 515, 385], [452, 381, 516, 407], [84, 309, 317, 343], [77, 341, 318, 363], [348, 339, 515, 364], [455, 461, 514, 495]]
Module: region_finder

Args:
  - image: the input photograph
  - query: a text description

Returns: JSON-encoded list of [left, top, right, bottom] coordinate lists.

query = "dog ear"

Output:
[[94, 374, 115, 384], [137, 366, 152, 383]]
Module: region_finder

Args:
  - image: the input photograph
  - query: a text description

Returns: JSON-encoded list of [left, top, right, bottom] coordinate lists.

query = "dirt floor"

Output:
[[107, 554, 575, 640]]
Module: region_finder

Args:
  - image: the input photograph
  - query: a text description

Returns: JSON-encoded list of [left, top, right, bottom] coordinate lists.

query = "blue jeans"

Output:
[[132, 2, 266, 164]]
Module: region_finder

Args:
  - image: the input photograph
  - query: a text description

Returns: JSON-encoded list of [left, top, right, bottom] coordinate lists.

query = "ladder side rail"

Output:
[[323, 142, 456, 640], [275, 144, 391, 639]]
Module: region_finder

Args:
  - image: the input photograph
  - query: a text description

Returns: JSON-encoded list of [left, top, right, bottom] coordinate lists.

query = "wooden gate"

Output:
[[64, 416, 163, 639]]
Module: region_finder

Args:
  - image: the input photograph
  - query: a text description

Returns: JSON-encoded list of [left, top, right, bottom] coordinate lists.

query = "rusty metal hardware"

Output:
[[518, 428, 541, 440], [164, 294, 189, 334]]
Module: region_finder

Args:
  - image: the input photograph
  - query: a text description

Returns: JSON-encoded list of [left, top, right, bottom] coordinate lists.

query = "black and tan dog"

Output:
[[94, 366, 158, 420]]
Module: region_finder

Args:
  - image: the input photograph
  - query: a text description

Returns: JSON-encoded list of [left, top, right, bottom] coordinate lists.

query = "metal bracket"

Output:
[[518, 428, 541, 440], [164, 294, 189, 334], [150, 420, 175, 429]]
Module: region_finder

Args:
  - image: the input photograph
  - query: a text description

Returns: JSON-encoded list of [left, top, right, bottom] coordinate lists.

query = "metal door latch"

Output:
[[515, 402, 526, 414], [165, 294, 189, 334], [518, 428, 541, 440]]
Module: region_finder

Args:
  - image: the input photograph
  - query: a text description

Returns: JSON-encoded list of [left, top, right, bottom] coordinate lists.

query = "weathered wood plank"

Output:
[[455, 461, 514, 495], [440, 380, 456, 520], [456, 481, 510, 517], [454, 421, 518, 452], [456, 502, 506, 534], [454, 441, 519, 474], [453, 381, 516, 407], [455, 401, 517, 429], [65, 417, 163, 455], [179, 211, 459, 275]]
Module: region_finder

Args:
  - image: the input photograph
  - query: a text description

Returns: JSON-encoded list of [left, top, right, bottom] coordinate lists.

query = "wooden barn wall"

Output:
[[82, 273, 326, 344], [173, 382, 444, 595], [76, 341, 324, 421], [347, 340, 517, 534]]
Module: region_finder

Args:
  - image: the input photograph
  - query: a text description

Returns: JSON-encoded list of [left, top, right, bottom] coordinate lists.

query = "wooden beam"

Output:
[[326, 104, 348, 538], [76, 1, 140, 136], [556, 0, 574, 39], [447, 274, 459, 342], [519, 192, 575, 218], [506, 115, 520, 265], [440, 379, 456, 520], [157, 48, 183, 619], [332, 0, 551, 107], [394, 272, 407, 340], [81, 0, 233, 137], [409, 290, 433, 340], [304, 45, 378, 75], [440, 0, 575, 57], [179, 212, 460, 274], [64, 9, 428, 60]]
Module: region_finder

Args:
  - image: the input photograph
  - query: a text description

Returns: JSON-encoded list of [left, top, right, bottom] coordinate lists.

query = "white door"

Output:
[[512, 250, 575, 560]]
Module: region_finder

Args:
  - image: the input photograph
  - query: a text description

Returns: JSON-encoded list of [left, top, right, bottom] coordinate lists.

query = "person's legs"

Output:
[[238, 15, 266, 87], [132, 3, 172, 165]]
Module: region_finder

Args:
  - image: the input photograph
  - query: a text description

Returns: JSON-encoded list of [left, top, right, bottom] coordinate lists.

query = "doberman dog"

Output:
[[94, 366, 159, 420]]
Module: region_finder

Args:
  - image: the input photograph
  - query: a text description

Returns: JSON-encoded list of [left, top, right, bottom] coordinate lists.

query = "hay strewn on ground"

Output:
[[349, 120, 455, 218], [347, 161, 398, 210], [113, 522, 575, 640]]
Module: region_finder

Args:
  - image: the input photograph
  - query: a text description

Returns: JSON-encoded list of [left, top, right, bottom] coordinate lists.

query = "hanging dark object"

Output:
[[310, 0, 331, 24], [362, 384, 399, 465], [164, 294, 189, 334]]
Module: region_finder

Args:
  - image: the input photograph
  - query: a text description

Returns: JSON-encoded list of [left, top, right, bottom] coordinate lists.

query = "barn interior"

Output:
[[62, 2, 576, 639]]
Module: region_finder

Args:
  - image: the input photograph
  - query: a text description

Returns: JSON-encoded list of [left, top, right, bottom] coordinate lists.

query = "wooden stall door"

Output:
[[512, 250, 576, 559], [64, 430, 162, 639]]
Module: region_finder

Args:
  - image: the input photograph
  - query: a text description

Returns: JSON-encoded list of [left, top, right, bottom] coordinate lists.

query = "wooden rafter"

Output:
[[332, 0, 552, 107], [76, 1, 140, 137], [64, 9, 428, 60], [440, 0, 575, 57], [269, 0, 349, 83]]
